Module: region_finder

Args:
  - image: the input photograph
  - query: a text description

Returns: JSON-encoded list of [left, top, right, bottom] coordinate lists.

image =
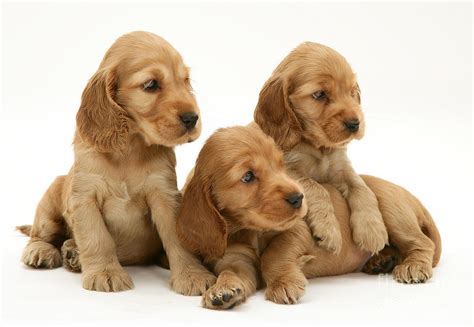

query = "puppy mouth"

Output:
[[179, 127, 200, 143], [322, 127, 356, 148]]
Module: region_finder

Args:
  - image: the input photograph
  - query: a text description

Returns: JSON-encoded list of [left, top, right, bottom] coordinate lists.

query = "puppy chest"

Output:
[[287, 155, 331, 182], [101, 179, 150, 229], [103, 194, 148, 220]]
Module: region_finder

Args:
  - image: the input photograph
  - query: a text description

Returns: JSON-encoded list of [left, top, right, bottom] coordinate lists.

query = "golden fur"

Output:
[[18, 31, 216, 293], [261, 176, 441, 304], [177, 124, 441, 308], [176, 125, 308, 309], [254, 42, 389, 254], [253, 42, 441, 303]]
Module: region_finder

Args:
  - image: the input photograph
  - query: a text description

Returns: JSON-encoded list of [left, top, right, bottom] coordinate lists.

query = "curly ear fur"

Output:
[[76, 68, 130, 153], [254, 74, 302, 151], [176, 172, 227, 259]]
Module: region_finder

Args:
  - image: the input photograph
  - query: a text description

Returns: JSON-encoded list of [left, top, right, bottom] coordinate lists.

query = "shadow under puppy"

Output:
[[176, 125, 308, 309], [17, 31, 215, 293]]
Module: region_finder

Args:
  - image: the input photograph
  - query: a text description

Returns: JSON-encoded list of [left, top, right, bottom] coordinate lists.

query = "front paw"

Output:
[[202, 280, 245, 310], [306, 211, 342, 254], [170, 266, 216, 296], [22, 241, 62, 269], [265, 279, 306, 305], [351, 209, 388, 254], [82, 264, 133, 292]]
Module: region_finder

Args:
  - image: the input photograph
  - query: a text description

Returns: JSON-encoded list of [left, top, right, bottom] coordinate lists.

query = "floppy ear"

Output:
[[76, 68, 130, 153], [254, 74, 302, 150], [176, 172, 227, 259]]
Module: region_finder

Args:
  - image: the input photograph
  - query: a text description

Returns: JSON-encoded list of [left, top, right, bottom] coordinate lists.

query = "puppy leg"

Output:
[[326, 152, 388, 254], [329, 165, 388, 254], [261, 222, 311, 304], [348, 183, 388, 254], [202, 244, 259, 310], [71, 199, 133, 292], [21, 177, 66, 269], [390, 224, 435, 283], [148, 189, 216, 296], [298, 177, 342, 254], [61, 239, 81, 272], [363, 176, 436, 283]]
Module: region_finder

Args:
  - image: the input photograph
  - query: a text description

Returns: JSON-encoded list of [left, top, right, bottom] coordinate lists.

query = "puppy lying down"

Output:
[[177, 124, 441, 309], [177, 125, 308, 309]]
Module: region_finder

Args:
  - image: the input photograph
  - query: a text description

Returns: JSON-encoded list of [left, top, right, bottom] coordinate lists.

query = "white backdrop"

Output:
[[1, 1, 472, 326]]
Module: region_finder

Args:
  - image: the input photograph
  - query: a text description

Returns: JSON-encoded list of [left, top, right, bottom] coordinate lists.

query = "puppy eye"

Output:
[[241, 171, 255, 184], [143, 79, 160, 92], [312, 90, 326, 101]]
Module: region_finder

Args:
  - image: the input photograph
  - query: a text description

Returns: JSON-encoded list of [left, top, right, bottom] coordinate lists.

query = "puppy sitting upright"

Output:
[[19, 31, 215, 293], [255, 42, 388, 254]]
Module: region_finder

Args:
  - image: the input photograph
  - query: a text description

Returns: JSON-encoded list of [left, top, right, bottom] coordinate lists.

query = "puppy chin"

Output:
[[271, 216, 299, 232], [185, 128, 201, 143], [323, 128, 357, 148], [354, 128, 365, 140], [141, 127, 201, 147]]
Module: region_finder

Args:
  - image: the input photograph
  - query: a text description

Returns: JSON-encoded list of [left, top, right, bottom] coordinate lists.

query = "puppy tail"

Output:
[[16, 224, 32, 236], [419, 205, 442, 267]]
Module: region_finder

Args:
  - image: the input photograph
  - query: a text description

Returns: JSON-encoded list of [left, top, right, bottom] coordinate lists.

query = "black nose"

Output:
[[180, 112, 199, 130], [286, 192, 304, 209], [344, 119, 360, 133]]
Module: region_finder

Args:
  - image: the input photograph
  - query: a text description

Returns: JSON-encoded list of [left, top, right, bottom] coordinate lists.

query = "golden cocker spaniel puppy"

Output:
[[254, 42, 388, 254], [176, 125, 308, 309], [253, 42, 441, 303], [18, 31, 216, 293]]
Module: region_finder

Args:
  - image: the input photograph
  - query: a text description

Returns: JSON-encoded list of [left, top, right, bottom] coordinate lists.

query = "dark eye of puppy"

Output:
[[143, 79, 160, 92], [241, 171, 255, 183], [312, 90, 327, 101]]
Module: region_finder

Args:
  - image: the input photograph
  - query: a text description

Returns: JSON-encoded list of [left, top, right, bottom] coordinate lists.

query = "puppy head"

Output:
[[176, 125, 307, 259], [254, 42, 364, 150], [77, 31, 201, 152]]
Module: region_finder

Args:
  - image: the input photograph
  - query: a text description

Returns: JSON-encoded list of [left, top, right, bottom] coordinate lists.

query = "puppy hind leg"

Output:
[[21, 177, 67, 269], [385, 214, 435, 283]]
